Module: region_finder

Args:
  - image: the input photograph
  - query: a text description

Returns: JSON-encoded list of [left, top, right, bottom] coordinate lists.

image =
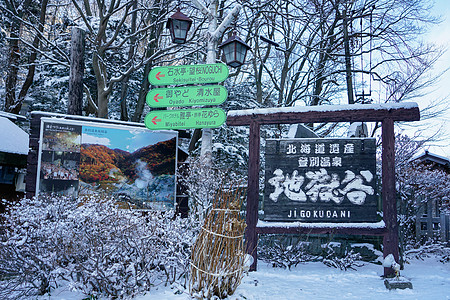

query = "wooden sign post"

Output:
[[226, 103, 420, 277]]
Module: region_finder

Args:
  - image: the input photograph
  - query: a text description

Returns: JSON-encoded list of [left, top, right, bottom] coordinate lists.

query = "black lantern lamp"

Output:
[[219, 32, 251, 68], [166, 9, 193, 44]]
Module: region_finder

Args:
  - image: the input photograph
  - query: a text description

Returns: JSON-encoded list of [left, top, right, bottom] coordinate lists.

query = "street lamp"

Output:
[[219, 32, 251, 68], [166, 9, 193, 44]]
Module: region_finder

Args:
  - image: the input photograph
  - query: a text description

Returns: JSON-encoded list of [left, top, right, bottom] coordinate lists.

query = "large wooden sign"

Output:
[[264, 138, 377, 222]]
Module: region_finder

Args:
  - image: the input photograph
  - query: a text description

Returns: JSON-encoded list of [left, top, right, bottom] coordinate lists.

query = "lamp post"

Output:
[[166, 2, 246, 165], [166, 8, 193, 44], [219, 32, 251, 68], [190, 0, 243, 165]]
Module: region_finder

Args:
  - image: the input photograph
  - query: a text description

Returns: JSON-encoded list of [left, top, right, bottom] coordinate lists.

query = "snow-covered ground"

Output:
[[45, 257, 450, 300]]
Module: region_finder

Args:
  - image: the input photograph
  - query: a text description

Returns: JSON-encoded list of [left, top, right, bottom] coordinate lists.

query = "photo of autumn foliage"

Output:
[[38, 120, 178, 209], [79, 139, 176, 184], [77, 125, 177, 209]]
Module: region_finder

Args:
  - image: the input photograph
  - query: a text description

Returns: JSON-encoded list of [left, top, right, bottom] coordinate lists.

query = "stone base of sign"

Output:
[[384, 277, 413, 290]]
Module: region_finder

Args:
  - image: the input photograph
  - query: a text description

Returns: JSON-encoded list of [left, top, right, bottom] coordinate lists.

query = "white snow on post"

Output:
[[383, 253, 400, 271], [0, 117, 29, 155]]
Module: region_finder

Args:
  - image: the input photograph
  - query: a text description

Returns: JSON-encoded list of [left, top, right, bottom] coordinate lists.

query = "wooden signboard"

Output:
[[264, 138, 377, 222], [226, 103, 421, 276]]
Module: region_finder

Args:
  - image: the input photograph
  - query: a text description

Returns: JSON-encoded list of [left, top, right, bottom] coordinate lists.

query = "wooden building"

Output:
[[413, 151, 450, 243], [0, 113, 29, 213]]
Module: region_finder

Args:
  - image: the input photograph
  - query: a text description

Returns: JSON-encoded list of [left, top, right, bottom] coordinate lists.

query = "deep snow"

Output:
[[44, 257, 450, 300]]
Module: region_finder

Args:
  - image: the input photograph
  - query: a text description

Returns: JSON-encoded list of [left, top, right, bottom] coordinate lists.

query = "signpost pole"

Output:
[[199, 0, 219, 165], [192, 0, 241, 165], [382, 117, 399, 277], [246, 120, 260, 271]]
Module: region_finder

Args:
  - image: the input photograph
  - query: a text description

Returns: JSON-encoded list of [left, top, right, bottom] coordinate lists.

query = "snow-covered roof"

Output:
[[284, 124, 319, 138], [412, 150, 450, 166], [0, 111, 27, 121], [0, 116, 29, 155], [32, 111, 147, 128]]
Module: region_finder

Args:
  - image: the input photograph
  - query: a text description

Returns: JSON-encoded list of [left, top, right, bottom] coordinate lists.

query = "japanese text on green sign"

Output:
[[148, 63, 229, 85], [146, 85, 227, 108], [144, 108, 226, 130]]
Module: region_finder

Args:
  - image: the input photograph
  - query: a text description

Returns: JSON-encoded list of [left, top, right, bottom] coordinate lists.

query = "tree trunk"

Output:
[[68, 27, 85, 115], [132, 62, 151, 122], [17, 0, 49, 112], [92, 49, 109, 118], [4, 0, 33, 113], [5, 18, 20, 113], [119, 0, 137, 121], [343, 9, 355, 105], [97, 88, 109, 118], [200, 0, 219, 165], [131, 0, 165, 123]]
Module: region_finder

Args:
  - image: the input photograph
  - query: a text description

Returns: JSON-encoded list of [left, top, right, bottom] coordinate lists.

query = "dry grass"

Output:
[[190, 183, 247, 299]]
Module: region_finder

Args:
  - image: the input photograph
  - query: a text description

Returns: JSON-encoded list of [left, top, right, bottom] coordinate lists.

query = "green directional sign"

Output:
[[148, 63, 229, 86], [146, 85, 227, 108], [144, 108, 226, 130]]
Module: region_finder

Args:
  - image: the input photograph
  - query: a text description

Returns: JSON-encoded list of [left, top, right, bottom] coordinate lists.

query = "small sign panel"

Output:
[[148, 63, 229, 85], [144, 108, 226, 130], [146, 85, 227, 108], [264, 138, 378, 222]]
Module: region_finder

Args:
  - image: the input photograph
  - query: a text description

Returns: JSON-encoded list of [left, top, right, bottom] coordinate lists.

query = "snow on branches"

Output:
[[0, 195, 198, 299]]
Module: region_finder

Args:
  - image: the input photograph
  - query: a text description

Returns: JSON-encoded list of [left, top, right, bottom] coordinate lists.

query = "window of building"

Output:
[[435, 201, 440, 217], [433, 223, 440, 230], [422, 202, 428, 217], [421, 222, 428, 230]]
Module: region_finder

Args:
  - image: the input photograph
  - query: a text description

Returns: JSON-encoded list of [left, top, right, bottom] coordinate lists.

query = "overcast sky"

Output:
[[402, 0, 450, 158]]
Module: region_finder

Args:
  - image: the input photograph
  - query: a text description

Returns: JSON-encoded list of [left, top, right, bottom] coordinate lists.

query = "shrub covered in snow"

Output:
[[189, 182, 247, 300], [321, 243, 364, 271], [405, 242, 450, 263], [259, 237, 368, 271], [259, 237, 319, 269], [178, 158, 233, 223], [0, 195, 199, 299]]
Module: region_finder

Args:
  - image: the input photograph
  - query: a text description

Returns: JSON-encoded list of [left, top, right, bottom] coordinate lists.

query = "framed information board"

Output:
[[264, 138, 378, 222]]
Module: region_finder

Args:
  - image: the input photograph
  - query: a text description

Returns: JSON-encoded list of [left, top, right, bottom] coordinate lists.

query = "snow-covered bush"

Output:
[[259, 238, 319, 269], [0, 195, 198, 299], [405, 242, 450, 263], [322, 248, 364, 271], [178, 158, 232, 223], [189, 183, 247, 299], [321, 241, 364, 270]]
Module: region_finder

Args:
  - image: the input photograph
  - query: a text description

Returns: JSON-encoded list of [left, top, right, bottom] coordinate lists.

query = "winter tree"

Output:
[[394, 134, 450, 261]]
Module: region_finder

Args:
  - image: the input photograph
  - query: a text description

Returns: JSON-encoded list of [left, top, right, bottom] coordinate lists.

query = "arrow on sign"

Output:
[[153, 94, 163, 102], [151, 116, 161, 125], [155, 72, 165, 81]]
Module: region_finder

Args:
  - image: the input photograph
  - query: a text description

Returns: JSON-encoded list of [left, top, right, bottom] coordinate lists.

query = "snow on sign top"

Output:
[[227, 102, 418, 117], [0, 117, 29, 155], [257, 220, 386, 229]]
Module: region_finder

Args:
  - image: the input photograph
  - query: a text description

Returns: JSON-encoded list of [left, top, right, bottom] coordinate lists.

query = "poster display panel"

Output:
[[37, 118, 178, 210], [264, 138, 378, 222]]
